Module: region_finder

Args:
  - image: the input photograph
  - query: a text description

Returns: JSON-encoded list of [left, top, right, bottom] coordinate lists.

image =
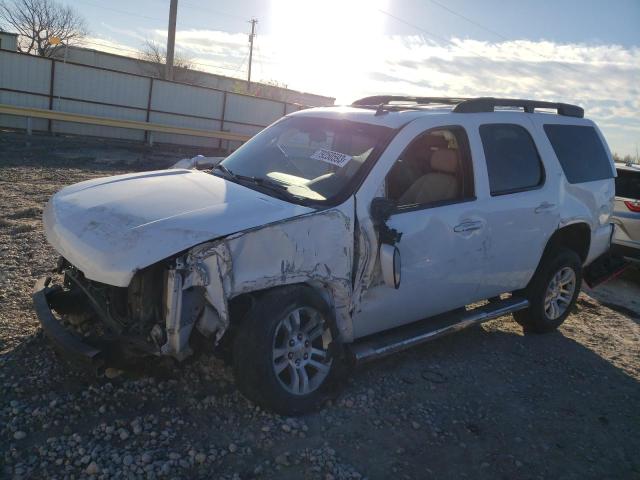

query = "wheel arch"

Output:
[[543, 222, 591, 264], [227, 281, 345, 332], [520, 222, 591, 292]]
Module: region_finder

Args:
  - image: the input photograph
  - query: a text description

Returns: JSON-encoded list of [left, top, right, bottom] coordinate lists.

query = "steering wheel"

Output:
[[270, 143, 306, 177]]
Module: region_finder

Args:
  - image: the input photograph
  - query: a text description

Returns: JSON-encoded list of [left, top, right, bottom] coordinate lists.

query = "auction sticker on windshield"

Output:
[[310, 148, 352, 168]]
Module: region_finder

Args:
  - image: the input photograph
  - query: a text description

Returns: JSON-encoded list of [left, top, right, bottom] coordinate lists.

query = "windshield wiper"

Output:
[[242, 176, 309, 202], [239, 175, 287, 190], [213, 163, 235, 177], [214, 165, 302, 201]]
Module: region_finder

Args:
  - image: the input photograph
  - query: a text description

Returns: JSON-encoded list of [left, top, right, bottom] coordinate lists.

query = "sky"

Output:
[[65, 1, 640, 156]]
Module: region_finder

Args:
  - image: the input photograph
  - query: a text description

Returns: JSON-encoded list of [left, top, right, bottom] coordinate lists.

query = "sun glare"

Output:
[[269, 0, 388, 102]]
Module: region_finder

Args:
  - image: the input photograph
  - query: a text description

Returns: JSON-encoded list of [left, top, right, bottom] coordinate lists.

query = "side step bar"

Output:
[[349, 297, 529, 364]]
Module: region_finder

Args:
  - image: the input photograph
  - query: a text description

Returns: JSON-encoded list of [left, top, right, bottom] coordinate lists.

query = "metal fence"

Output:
[[0, 50, 307, 150]]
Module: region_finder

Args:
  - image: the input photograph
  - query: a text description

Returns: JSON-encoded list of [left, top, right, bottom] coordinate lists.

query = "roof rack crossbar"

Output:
[[452, 97, 584, 118], [351, 95, 584, 118]]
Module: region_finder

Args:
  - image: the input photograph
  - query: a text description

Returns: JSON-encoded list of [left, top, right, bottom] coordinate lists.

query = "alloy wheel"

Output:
[[544, 266, 577, 320], [271, 306, 333, 395]]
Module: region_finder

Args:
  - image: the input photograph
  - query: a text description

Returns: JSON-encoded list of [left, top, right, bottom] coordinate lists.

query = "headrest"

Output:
[[430, 149, 458, 174]]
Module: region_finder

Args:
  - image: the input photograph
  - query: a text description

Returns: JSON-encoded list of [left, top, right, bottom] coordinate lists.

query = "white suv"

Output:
[[35, 96, 617, 414]]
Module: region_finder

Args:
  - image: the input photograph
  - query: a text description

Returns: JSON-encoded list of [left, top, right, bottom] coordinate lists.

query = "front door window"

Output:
[[385, 126, 475, 208]]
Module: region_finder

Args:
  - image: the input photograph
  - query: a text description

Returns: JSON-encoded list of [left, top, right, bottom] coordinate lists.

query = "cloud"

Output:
[[81, 27, 640, 156]]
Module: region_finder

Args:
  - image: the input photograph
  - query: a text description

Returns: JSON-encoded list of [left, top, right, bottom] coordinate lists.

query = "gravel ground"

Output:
[[1, 132, 639, 479]]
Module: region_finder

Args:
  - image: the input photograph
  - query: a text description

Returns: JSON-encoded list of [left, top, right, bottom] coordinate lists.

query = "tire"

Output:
[[513, 248, 582, 333], [232, 285, 345, 415]]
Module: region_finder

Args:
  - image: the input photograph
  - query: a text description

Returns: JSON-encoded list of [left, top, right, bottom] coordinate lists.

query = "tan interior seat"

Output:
[[398, 149, 460, 205]]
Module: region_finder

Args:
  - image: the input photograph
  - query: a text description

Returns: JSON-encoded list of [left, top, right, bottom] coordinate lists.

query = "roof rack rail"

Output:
[[452, 97, 584, 118], [351, 95, 469, 107], [351, 95, 584, 118]]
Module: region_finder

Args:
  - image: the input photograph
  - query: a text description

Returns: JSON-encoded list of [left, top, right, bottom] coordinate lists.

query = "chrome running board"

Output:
[[349, 297, 529, 364]]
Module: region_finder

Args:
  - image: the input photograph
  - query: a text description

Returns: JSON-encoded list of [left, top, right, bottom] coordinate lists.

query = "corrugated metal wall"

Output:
[[50, 45, 335, 106], [0, 50, 308, 149], [0, 51, 50, 131]]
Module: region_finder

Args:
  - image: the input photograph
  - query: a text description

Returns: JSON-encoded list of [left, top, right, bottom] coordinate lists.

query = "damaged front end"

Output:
[[35, 200, 357, 369], [33, 250, 232, 367], [160, 242, 232, 361]]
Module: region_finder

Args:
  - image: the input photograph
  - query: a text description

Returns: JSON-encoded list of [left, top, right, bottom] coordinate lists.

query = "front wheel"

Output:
[[232, 285, 344, 415], [514, 248, 582, 333]]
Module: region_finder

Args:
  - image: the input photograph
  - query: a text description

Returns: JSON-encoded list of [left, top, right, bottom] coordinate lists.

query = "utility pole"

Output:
[[165, 0, 178, 81], [247, 18, 258, 93]]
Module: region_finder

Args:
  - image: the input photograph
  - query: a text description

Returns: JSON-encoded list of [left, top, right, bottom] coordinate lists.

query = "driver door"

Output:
[[352, 124, 488, 338]]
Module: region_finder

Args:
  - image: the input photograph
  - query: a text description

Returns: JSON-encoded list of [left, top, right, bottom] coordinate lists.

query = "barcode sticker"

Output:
[[310, 149, 352, 168]]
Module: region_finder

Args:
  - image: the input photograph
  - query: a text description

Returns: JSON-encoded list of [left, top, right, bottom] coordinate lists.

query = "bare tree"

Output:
[[139, 39, 194, 80], [260, 78, 289, 89], [0, 0, 87, 56], [613, 152, 638, 164]]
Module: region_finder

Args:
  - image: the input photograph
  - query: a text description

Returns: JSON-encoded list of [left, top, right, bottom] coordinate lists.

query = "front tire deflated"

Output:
[[514, 248, 582, 333], [232, 285, 345, 415]]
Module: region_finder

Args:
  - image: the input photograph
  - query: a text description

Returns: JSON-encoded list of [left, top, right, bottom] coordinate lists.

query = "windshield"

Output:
[[217, 116, 393, 204]]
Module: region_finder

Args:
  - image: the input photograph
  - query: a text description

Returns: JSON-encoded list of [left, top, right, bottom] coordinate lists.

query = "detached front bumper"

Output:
[[33, 276, 104, 367]]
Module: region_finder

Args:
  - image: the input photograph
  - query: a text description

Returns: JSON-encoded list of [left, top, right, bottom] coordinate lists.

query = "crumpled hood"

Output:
[[44, 169, 313, 287]]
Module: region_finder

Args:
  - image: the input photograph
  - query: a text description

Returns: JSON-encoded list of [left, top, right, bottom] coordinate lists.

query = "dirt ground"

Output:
[[1, 132, 639, 479]]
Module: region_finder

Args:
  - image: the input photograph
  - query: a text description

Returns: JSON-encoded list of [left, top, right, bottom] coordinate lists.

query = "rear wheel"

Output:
[[232, 285, 344, 415], [514, 248, 582, 333]]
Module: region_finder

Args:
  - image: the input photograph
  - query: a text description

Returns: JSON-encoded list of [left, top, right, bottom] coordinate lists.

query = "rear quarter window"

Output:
[[543, 125, 614, 183], [615, 168, 640, 200]]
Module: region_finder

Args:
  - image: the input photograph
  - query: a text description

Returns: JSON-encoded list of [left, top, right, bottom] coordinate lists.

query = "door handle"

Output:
[[535, 201, 556, 213], [454, 221, 483, 233]]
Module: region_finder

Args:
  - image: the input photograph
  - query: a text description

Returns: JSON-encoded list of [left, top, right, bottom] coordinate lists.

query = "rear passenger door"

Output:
[[473, 118, 560, 298]]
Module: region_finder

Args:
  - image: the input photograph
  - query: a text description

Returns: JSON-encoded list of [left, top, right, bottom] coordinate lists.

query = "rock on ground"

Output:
[[1, 132, 639, 479]]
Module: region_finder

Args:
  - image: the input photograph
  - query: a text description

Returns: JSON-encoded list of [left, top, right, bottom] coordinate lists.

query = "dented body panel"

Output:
[[147, 202, 356, 359]]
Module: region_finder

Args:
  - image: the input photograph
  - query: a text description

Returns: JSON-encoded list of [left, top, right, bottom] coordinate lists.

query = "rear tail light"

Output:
[[624, 200, 640, 212]]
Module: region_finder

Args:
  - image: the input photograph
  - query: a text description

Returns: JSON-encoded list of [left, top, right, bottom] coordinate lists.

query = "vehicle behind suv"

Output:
[[34, 96, 617, 414], [613, 162, 640, 260]]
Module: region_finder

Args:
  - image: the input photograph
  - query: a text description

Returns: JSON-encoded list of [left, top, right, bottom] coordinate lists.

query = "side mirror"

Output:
[[370, 197, 396, 225], [380, 243, 401, 289]]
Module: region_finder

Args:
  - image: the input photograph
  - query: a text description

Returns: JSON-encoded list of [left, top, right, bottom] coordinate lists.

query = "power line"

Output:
[[254, 39, 262, 78], [81, 39, 142, 55], [234, 51, 248, 73], [427, 0, 509, 42], [73, 0, 165, 22], [79, 39, 247, 76], [376, 8, 488, 60], [178, 0, 246, 22], [425, 0, 582, 74], [147, 0, 246, 22], [75, 0, 245, 30], [376, 7, 584, 87]]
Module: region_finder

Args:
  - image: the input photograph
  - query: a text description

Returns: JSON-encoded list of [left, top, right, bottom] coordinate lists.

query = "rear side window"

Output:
[[543, 125, 613, 183], [615, 168, 640, 200], [479, 124, 544, 195]]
